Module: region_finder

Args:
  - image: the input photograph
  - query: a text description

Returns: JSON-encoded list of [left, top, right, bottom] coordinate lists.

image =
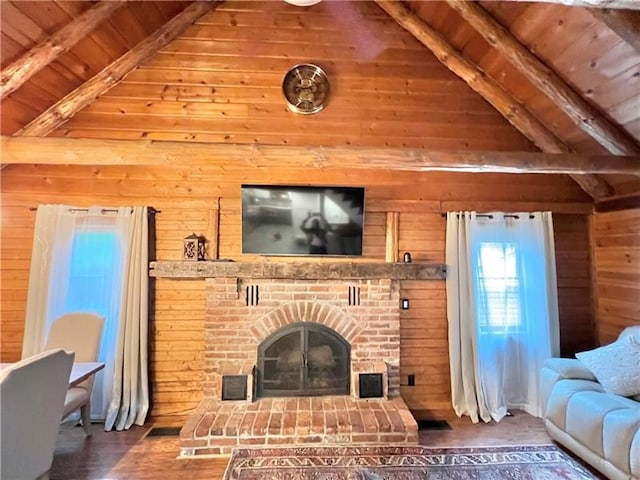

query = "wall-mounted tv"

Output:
[[241, 185, 365, 256]]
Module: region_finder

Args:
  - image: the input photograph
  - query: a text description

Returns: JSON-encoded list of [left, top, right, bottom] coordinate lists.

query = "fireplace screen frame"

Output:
[[256, 322, 351, 398]]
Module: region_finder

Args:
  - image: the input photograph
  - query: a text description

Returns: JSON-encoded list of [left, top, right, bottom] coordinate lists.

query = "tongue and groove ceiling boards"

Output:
[[0, 1, 639, 198]]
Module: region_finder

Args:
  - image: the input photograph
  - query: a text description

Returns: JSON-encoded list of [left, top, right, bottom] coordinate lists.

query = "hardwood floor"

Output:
[[49, 411, 583, 480]]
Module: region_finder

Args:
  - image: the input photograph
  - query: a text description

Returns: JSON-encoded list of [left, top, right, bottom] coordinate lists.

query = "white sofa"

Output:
[[541, 326, 640, 480]]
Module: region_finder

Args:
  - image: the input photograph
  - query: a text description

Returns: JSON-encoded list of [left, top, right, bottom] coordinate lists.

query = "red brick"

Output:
[[210, 411, 230, 436], [324, 411, 338, 434], [336, 409, 351, 433], [360, 409, 379, 433], [238, 437, 266, 445], [282, 411, 297, 436], [385, 409, 406, 432], [252, 411, 270, 436], [194, 447, 222, 456], [351, 433, 380, 443], [267, 436, 296, 445], [298, 397, 311, 411], [311, 397, 323, 411], [296, 411, 311, 434], [311, 411, 325, 433], [180, 438, 208, 449], [239, 412, 256, 435], [348, 409, 364, 433], [224, 412, 243, 436], [194, 413, 215, 438], [268, 412, 283, 435], [258, 398, 273, 410], [374, 409, 392, 432], [209, 437, 239, 446]]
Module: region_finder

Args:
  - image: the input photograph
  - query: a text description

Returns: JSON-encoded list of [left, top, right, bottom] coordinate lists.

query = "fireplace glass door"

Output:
[[257, 323, 350, 397]]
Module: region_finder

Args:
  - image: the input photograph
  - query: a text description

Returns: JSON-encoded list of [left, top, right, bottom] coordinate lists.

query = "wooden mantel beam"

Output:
[[374, 0, 614, 199], [16, 1, 216, 137], [0, 1, 126, 101], [589, 8, 640, 52], [2, 136, 639, 175], [447, 0, 640, 156]]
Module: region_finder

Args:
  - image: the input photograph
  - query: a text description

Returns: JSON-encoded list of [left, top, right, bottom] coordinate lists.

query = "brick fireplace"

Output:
[[150, 261, 446, 457], [204, 277, 402, 400]]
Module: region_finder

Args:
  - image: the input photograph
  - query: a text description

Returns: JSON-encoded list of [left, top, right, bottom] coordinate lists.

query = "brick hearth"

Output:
[[178, 273, 420, 455], [180, 396, 418, 456]]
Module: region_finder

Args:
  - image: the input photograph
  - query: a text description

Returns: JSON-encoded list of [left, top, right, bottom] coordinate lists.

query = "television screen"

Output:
[[241, 185, 365, 256]]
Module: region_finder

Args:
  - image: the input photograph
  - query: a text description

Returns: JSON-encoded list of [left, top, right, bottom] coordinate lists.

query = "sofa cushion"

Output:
[[565, 391, 636, 457], [631, 428, 640, 478], [576, 336, 640, 397], [545, 379, 604, 430], [602, 407, 640, 476]]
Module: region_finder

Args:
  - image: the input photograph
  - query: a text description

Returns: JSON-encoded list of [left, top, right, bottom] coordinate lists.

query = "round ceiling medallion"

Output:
[[283, 0, 322, 5], [282, 63, 329, 115]]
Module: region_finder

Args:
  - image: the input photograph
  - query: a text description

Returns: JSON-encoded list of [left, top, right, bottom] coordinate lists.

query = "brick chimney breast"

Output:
[[204, 277, 401, 399]]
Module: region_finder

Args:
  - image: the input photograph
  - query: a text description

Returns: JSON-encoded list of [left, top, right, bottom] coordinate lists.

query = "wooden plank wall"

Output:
[[592, 208, 640, 346], [396, 211, 595, 419], [0, 0, 607, 422], [554, 214, 596, 356], [43, 0, 537, 152], [0, 165, 596, 422]]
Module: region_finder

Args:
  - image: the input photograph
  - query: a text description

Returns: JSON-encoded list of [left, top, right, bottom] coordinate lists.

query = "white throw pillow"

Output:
[[576, 336, 640, 397]]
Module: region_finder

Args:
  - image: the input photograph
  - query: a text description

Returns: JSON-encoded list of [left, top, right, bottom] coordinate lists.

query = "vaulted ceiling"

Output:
[[1, 0, 639, 199]]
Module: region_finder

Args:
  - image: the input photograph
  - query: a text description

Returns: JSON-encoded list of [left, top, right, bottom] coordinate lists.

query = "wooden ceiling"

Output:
[[1, 0, 639, 198]]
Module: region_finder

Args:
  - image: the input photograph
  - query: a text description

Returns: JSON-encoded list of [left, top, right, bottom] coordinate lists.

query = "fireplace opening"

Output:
[[256, 322, 350, 397]]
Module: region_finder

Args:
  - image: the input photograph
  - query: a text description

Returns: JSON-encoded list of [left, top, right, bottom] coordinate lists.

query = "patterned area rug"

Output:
[[223, 444, 598, 479]]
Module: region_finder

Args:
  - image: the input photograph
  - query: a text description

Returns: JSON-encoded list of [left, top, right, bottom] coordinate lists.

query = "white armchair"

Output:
[[44, 312, 105, 435], [0, 348, 75, 480]]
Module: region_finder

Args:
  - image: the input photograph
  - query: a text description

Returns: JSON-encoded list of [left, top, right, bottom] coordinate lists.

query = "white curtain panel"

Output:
[[105, 206, 149, 431], [445, 212, 486, 423], [23, 205, 149, 429], [446, 211, 559, 423], [23, 205, 68, 358], [24, 206, 124, 418]]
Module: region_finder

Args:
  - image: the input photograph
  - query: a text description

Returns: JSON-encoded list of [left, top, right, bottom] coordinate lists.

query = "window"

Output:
[[53, 224, 124, 419], [64, 230, 121, 317], [475, 242, 521, 333]]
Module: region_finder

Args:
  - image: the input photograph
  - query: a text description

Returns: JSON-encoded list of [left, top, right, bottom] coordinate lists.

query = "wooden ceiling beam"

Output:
[[2, 136, 638, 175], [447, 0, 640, 155], [589, 8, 640, 52], [374, 0, 614, 199], [15, 1, 217, 137], [0, 1, 127, 101], [508, 0, 640, 9]]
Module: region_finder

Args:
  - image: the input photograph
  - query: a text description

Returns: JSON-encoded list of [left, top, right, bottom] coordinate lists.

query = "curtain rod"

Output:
[[441, 213, 535, 219], [29, 206, 161, 213]]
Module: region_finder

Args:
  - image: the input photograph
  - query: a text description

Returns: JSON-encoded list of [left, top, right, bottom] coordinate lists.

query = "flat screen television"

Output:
[[241, 185, 365, 256]]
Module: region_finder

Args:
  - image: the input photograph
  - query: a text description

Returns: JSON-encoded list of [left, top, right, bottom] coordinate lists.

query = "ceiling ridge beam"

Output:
[[0, 1, 127, 101], [508, 0, 640, 9], [2, 136, 639, 175], [15, 1, 217, 138], [447, 0, 640, 155], [374, 0, 613, 199], [589, 8, 640, 52]]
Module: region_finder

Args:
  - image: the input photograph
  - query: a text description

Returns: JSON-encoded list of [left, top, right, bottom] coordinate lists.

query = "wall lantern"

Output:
[[183, 233, 206, 261], [401, 298, 410, 310]]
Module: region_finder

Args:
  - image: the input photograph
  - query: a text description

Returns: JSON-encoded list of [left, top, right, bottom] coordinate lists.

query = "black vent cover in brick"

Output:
[[358, 373, 383, 398], [222, 375, 248, 401]]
